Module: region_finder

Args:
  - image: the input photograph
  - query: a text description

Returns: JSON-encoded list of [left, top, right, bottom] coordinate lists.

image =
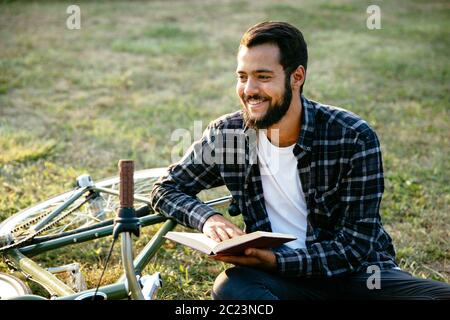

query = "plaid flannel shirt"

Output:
[[150, 96, 397, 277]]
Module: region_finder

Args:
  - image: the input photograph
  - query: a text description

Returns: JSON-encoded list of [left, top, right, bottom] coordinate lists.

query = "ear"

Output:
[[291, 65, 306, 91]]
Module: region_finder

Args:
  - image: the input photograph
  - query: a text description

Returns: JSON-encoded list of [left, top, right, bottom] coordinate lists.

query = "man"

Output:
[[150, 22, 450, 299]]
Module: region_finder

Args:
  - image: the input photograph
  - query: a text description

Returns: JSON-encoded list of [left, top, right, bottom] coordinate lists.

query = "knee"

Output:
[[212, 266, 279, 300], [212, 267, 241, 300], [212, 267, 260, 300]]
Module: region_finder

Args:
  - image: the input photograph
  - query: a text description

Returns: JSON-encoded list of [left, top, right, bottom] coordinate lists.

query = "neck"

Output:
[[266, 95, 302, 147]]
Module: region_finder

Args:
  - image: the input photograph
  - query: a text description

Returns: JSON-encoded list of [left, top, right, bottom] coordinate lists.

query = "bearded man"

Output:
[[150, 22, 450, 300]]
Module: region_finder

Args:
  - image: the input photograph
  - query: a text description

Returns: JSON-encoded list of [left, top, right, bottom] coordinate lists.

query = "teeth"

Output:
[[247, 99, 265, 105]]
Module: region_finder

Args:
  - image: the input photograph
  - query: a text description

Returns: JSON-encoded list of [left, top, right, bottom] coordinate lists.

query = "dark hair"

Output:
[[240, 21, 308, 93]]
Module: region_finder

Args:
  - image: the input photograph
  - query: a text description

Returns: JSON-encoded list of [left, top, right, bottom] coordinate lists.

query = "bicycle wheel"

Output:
[[0, 168, 167, 246], [0, 168, 232, 248], [0, 272, 32, 300]]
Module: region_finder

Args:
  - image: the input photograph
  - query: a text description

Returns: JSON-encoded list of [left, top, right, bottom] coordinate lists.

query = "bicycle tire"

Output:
[[0, 168, 168, 245], [0, 272, 32, 300], [0, 168, 231, 248]]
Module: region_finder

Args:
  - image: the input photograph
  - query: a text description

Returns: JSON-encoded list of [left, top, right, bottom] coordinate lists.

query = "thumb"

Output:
[[244, 248, 260, 257], [244, 248, 253, 256]]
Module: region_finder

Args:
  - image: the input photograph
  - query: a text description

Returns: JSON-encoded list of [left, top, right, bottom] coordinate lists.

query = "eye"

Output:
[[237, 75, 247, 82], [258, 75, 271, 80]]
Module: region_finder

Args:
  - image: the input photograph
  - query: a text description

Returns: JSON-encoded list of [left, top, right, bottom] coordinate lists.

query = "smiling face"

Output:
[[236, 43, 292, 129]]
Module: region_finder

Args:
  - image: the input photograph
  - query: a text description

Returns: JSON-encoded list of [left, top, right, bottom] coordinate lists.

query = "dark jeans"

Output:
[[212, 266, 450, 300]]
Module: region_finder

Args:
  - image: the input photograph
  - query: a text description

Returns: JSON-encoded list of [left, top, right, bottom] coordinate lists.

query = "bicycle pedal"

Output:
[[46, 263, 87, 292], [140, 272, 162, 300]]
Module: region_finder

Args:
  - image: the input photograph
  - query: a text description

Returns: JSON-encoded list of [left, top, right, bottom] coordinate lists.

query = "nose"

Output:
[[243, 77, 259, 97]]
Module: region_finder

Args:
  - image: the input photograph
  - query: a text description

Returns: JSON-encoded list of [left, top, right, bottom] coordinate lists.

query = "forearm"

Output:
[[273, 234, 365, 277], [150, 179, 220, 232]]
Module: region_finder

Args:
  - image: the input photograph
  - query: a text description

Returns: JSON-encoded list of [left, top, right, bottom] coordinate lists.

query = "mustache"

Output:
[[242, 94, 269, 101]]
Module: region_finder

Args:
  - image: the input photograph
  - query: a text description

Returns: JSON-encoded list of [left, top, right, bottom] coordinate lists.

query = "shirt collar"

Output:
[[242, 95, 316, 152], [296, 95, 316, 153]]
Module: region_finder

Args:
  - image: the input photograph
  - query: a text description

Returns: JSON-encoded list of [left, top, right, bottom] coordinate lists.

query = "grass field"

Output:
[[0, 0, 448, 299]]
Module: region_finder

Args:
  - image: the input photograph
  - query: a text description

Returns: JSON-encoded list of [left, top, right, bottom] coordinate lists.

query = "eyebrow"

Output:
[[236, 69, 274, 74]]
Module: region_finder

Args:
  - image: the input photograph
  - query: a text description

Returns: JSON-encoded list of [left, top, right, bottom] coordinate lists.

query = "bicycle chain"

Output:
[[12, 210, 53, 234], [0, 195, 90, 253]]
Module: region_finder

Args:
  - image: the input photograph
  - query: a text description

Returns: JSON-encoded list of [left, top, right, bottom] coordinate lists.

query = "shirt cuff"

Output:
[[196, 209, 222, 233], [273, 250, 304, 277]]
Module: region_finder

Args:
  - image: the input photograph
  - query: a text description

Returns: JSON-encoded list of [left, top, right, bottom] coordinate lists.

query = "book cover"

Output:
[[164, 231, 296, 255]]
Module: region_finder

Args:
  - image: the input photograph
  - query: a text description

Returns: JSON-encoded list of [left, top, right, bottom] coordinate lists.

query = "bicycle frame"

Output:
[[2, 185, 232, 300]]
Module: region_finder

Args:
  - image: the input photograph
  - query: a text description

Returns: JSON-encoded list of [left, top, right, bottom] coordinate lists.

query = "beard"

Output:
[[242, 75, 292, 130]]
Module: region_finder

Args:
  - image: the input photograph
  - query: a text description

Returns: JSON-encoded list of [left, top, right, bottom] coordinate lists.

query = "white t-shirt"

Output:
[[257, 130, 308, 249]]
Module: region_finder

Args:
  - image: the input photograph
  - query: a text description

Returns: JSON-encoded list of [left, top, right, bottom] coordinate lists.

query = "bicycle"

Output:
[[0, 160, 233, 300]]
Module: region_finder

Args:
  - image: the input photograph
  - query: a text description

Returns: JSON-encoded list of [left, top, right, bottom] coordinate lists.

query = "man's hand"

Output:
[[211, 248, 277, 272], [202, 214, 244, 242]]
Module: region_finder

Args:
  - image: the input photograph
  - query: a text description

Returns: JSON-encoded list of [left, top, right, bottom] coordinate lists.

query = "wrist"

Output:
[[200, 212, 222, 233], [273, 251, 283, 274]]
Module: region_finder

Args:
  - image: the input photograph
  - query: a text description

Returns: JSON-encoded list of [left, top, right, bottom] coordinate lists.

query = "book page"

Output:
[[164, 232, 219, 255], [165, 231, 296, 256], [214, 231, 296, 254], [176, 232, 219, 249]]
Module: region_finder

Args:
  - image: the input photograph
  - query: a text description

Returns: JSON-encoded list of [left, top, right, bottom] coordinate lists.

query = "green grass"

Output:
[[0, 0, 448, 299]]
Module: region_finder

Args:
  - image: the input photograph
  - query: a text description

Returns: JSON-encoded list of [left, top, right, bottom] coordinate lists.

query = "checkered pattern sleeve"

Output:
[[150, 124, 225, 232], [274, 127, 386, 277]]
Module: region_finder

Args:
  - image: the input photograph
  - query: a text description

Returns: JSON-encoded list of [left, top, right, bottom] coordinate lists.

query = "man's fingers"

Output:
[[215, 227, 231, 241], [223, 221, 244, 237], [233, 227, 245, 236], [245, 248, 265, 260], [244, 248, 254, 256], [212, 249, 277, 272], [202, 214, 244, 241], [224, 227, 242, 238], [208, 229, 222, 242], [212, 254, 259, 266]]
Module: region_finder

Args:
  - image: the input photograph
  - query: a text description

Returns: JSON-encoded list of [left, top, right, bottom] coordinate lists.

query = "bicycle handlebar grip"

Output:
[[113, 160, 139, 239], [119, 160, 134, 208]]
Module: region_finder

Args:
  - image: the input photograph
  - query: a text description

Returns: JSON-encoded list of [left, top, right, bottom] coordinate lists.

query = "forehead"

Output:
[[236, 43, 282, 72]]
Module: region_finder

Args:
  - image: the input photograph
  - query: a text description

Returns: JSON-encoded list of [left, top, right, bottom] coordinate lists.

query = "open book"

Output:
[[164, 231, 296, 256]]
